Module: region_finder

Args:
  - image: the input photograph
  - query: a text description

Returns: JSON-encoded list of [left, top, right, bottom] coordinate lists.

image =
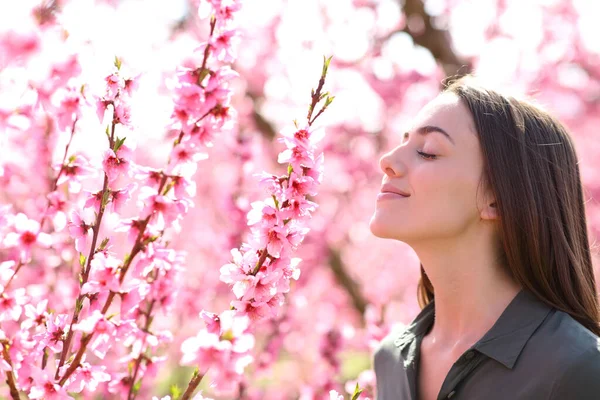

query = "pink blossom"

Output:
[[230, 299, 274, 321], [29, 367, 74, 399], [180, 330, 227, 367], [219, 248, 256, 288], [171, 174, 197, 199], [104, 73, 123, 100], [278, 125, 325, 151], [187, 123, 217, 148], [55, 89, 83, 131], [253, 172, 285, 198], [247, 200, 283, 228], [168, 141, 209, 172], [277, 197, 318, 223], [210, 30, 240, 63], [21, 299, 49, 331], [64, 359, 111, 393], [113, 100, 132, 126], [96, 98, 112, 123], [67, 211, 92, 253], [123, 73, 141, 96], [199, 0, 243, 23], [252, 224, 290, 259], [55, 154, 97, 193], [133, 166, 164, 189], [36, 313, 69, 354], [49, 54, 82, 86], [109, 182, 137, 213], [0, 260, 16, 285], [2, 213, 52, 259], [139, 187, 186, 227], [114, 217, 147, 245], [46, 191, 69, 232], [102, 144, 133, 182], [199, 310, 222, 335], [81, 253, 121, 295], [119, 280, 150, 318], [72, 310, 117, 359], [83, 189, 103, 211], [0, 288, 27, 322], [285, 172, 319, 199], [0, 30, 40, 63]]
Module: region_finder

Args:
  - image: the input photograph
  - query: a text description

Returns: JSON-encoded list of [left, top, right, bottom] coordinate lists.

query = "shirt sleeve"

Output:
[[549, 348, 600, 399]]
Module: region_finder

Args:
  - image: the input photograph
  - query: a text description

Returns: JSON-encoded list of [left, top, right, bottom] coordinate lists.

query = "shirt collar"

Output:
[[393, 289, 553, 369]]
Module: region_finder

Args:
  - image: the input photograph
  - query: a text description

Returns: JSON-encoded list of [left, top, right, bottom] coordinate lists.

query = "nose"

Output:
[[379, 146, 406, 178]]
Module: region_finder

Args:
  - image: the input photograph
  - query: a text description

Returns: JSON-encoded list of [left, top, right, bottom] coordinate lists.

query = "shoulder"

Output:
[[542, 310, 600, 399], [548, 345, 600, 399], [538, 309, 599, 357]]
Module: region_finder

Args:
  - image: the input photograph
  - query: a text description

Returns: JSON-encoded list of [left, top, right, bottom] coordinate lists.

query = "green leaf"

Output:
[[75, 297, 84, 313], [79, 253, 86, 267], [113, 136, 126, 153], [106, 312, 118, 320], [114, 56, 122, 70], [325, 95, 335, 107], [99, 237, 110, 250], [322, 55, 333, 77], [351, 383, 363, 400], [170, 385, 182, 400], [101, 190, 111, 208], [198, 68, 211, 85], [132, 379, 142, 394]]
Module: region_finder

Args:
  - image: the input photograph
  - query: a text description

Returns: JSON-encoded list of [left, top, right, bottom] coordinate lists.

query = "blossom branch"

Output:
[[55, 118, 116, 379]]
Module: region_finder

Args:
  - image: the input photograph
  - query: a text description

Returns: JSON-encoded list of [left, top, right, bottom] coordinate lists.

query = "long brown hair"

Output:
[[416, 76, 600, 336]]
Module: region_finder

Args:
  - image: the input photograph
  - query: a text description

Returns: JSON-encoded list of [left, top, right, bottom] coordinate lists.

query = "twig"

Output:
[[1, 340, 22, 400], [400, 0, 472, 79], [181, 371, 205, 400]]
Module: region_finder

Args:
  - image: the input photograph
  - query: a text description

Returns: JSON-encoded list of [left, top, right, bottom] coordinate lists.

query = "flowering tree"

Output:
[[1, 0, 599, 399]]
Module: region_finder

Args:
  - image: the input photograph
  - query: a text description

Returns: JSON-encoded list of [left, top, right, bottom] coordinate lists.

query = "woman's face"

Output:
[[370, 92, 491, 244]]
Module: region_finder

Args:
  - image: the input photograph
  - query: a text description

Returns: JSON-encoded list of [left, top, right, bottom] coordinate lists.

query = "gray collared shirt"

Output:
[[373, 289, 600, 400]]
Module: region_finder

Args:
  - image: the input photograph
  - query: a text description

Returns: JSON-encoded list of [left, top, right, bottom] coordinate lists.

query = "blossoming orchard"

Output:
[[0, 0, 599, 398]]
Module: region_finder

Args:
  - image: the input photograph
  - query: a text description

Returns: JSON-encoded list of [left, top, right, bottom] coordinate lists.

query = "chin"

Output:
[[369, 215, 399, 239]]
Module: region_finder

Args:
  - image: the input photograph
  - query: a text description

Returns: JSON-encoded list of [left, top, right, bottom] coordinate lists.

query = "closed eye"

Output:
[[417, 150, 437, 160]]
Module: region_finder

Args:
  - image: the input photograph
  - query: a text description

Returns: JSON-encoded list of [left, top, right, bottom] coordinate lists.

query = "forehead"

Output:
[[411, 93, 477, 141]]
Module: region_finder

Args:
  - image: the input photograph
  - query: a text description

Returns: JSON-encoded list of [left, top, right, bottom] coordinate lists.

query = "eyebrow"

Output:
[[405, 125, 455, 145]]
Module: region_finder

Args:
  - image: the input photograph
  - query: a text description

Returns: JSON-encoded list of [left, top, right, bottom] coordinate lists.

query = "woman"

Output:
[[369, 76, 600, 400]]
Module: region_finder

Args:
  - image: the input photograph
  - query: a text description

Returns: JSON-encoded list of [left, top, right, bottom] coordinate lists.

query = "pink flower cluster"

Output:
[[0, 0, 245, 397], [178, 54, 332, 395]]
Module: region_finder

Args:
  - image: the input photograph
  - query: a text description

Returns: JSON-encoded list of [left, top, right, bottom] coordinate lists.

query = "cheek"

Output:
[[415, 166, 480, 217]]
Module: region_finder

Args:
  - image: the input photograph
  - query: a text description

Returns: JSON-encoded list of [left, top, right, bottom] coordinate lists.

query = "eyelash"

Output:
[[417, 150, 437, 160]]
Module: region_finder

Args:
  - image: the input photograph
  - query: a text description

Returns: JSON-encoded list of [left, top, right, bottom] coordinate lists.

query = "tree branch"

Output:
[[327, 247, 368, 317], [401, 0, 473, 79]]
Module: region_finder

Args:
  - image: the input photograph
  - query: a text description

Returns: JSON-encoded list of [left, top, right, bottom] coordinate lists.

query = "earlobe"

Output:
[[481, 202, 499, 220]]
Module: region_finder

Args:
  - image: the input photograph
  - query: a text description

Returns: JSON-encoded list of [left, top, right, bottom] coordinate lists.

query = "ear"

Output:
[[480, 201, 499, 221]]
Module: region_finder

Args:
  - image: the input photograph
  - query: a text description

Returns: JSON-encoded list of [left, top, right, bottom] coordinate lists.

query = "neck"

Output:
[[414, 238, 521, 346]]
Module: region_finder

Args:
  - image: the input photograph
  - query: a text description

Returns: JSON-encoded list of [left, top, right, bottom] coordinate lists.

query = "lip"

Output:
[[380, 183, 411, 197], [377, 192, 409, 201]]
